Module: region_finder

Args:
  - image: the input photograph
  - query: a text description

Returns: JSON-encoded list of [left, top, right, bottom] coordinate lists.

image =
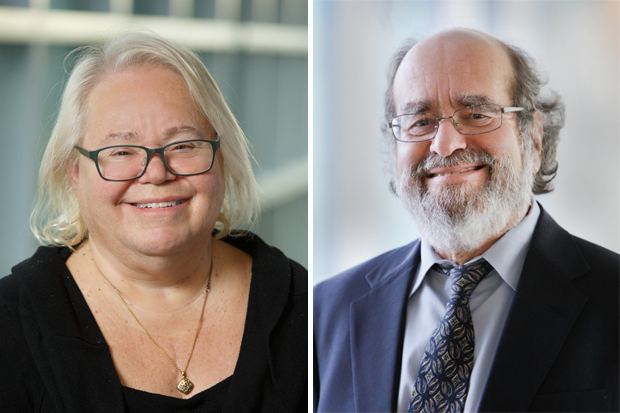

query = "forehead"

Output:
[[393, 31, 513, 113], [83, 65, 211, 146], [88, 65, 194, 107]]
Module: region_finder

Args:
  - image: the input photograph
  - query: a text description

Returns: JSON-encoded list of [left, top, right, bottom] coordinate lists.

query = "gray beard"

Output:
[[395, 142, 535, 255]]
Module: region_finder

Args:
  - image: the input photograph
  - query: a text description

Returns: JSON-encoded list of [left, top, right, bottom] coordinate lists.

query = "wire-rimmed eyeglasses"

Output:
[[388, 104, 526, 143], [74, 138, 220, 181]]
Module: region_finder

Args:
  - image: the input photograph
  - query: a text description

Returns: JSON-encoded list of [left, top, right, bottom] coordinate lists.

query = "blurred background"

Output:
[[314, 0, 619, 284], [0, 0, 308, 277]]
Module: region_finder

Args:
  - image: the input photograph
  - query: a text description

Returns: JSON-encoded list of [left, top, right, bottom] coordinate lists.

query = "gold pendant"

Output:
[[177, 375, 194, 394]]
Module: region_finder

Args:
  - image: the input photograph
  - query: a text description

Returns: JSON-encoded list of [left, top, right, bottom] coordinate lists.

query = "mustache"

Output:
[[413, 149, 496, 180]]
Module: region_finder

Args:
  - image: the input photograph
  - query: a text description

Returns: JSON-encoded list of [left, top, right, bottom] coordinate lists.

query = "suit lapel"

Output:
[[478, 207, 589, 412], [350, 242, 420, 412]]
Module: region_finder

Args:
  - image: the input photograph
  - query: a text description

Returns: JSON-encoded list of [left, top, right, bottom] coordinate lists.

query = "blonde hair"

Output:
[[31, 31, 259, 247]]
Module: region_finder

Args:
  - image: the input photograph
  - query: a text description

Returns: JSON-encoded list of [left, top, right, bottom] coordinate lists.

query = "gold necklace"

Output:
[[112, 273, 211, 395]]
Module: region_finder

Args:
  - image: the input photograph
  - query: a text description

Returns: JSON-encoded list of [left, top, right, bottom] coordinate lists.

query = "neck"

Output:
[[84, 236, 216, 312], [434, 201, 531, 265]]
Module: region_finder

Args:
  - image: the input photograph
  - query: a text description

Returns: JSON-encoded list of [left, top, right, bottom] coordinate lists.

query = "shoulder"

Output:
[[222, 231, 307, 297], [0, 246, 70, 311], [0, 274, 46, 410], [0, 246, 69, 409], [0, 275, 23, 358], [224, 232, 307, 411], [314, 239, 420, 310], [570, 235, 619, 303], [0, 245, 74, 342], [0, 273, 20, 318], [533, 206, 618, 279], [313, 239, 420, 340], [223, 231, 306, 338], [0, 244, 71, 315], [531, 206, 618, 319], [572, 236, 619, 271]]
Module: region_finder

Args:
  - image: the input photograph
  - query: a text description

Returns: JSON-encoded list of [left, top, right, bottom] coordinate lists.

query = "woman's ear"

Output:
[[65, 158, 80, 192]]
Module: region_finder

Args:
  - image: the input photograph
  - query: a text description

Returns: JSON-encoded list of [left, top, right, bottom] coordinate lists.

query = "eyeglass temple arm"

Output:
[[74, 145, 99, 162], [501, 107, 524, 113], [502, 106, 537, 114]]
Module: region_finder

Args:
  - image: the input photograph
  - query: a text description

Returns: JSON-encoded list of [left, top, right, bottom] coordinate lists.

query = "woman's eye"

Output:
[[171, 143, 197, 151]]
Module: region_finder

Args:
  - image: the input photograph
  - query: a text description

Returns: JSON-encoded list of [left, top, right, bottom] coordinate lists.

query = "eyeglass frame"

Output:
[[74, 137, 221, 182], [388, 105, 527, 143]]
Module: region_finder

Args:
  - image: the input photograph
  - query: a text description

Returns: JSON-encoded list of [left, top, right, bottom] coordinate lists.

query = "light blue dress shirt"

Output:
[[397, 201, 541, 412]]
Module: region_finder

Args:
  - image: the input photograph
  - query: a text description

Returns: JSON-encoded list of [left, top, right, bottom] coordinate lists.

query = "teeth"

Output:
[[133, 200, 184, 209], [435, 167, 477, 177]]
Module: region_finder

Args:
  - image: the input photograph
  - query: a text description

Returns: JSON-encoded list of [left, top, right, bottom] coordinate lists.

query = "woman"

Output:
[[0, 32, 307, 412]]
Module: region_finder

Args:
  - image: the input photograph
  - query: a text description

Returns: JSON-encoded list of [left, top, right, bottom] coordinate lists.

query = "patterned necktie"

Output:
[[408, 259, 493, 413]]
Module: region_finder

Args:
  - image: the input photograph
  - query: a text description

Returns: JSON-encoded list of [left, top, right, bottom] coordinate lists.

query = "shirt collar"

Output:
[[410, 199, 540, 297]]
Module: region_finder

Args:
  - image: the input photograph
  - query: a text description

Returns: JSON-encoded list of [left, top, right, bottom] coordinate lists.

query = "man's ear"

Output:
[[531, 110, 543, 174], [65, 158, 80, 192]]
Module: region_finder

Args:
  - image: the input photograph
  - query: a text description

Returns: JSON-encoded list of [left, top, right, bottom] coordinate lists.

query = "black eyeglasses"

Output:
[[389, 104, 525, 143], [74, 138, 220, 181]]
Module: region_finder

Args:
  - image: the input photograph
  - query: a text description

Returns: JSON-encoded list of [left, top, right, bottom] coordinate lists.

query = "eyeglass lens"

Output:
[[393, 104, 503, 141], [97, 141, 214, 180]]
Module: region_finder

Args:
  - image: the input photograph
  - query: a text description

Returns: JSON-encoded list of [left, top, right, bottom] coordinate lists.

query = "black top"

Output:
[[0, 233, 307, 413], [123, 376, 231, 412]]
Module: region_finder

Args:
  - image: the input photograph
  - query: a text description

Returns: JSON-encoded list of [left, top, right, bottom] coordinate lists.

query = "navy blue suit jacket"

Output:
[[314, 206, 619, 412]]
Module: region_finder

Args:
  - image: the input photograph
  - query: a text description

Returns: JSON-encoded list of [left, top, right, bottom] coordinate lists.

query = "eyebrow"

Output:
[[98, 126, 207, 147], [399, 94, 500, 115], [400, 99, 433, 114], [164, 125, 206, 139], [100, 132, 138, 146], [455, 93, 500, 107]]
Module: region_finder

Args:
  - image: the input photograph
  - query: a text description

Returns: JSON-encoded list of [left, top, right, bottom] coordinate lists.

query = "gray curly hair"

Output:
[[382, 34, 565, 195]]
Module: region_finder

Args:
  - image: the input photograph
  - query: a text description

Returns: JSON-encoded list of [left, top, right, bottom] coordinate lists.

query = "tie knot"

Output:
[[435, 259, 493, 301]]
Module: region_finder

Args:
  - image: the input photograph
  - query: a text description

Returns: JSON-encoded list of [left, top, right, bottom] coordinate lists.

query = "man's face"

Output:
[[392, 30, 541, 256], [393, 31, 526, 196]]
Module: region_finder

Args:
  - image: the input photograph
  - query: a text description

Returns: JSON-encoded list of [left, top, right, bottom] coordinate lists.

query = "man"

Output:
[[314, 29, 619, 413]]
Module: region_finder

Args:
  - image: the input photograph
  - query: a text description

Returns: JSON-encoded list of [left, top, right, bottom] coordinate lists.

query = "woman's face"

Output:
[[67, 65, 225, 259]]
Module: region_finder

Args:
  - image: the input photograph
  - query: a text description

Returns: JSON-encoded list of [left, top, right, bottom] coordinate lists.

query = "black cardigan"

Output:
[[0, 234, 307, 413]]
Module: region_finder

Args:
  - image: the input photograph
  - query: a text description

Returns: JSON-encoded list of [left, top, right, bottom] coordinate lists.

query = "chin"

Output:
[[425, 180, 484, 214], [397, 149, 536, 255], [425, 171, 488, 197], [123, 230, 202, 258]]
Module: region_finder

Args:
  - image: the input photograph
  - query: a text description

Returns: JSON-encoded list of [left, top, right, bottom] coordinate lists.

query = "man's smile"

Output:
[[426, 164, 487, 179]]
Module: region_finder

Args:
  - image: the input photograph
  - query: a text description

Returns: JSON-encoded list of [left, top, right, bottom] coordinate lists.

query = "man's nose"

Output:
[[429, 117, 467, 157]]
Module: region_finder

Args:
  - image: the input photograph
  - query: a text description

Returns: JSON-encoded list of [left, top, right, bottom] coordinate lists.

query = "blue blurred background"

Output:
[[314, 0, 619, 283], [0, 0, 308, 276]]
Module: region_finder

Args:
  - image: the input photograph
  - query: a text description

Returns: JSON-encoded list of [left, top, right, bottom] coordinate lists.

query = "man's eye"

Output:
[[471, 113, 488, 119], [412, 119, 431, 127]]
